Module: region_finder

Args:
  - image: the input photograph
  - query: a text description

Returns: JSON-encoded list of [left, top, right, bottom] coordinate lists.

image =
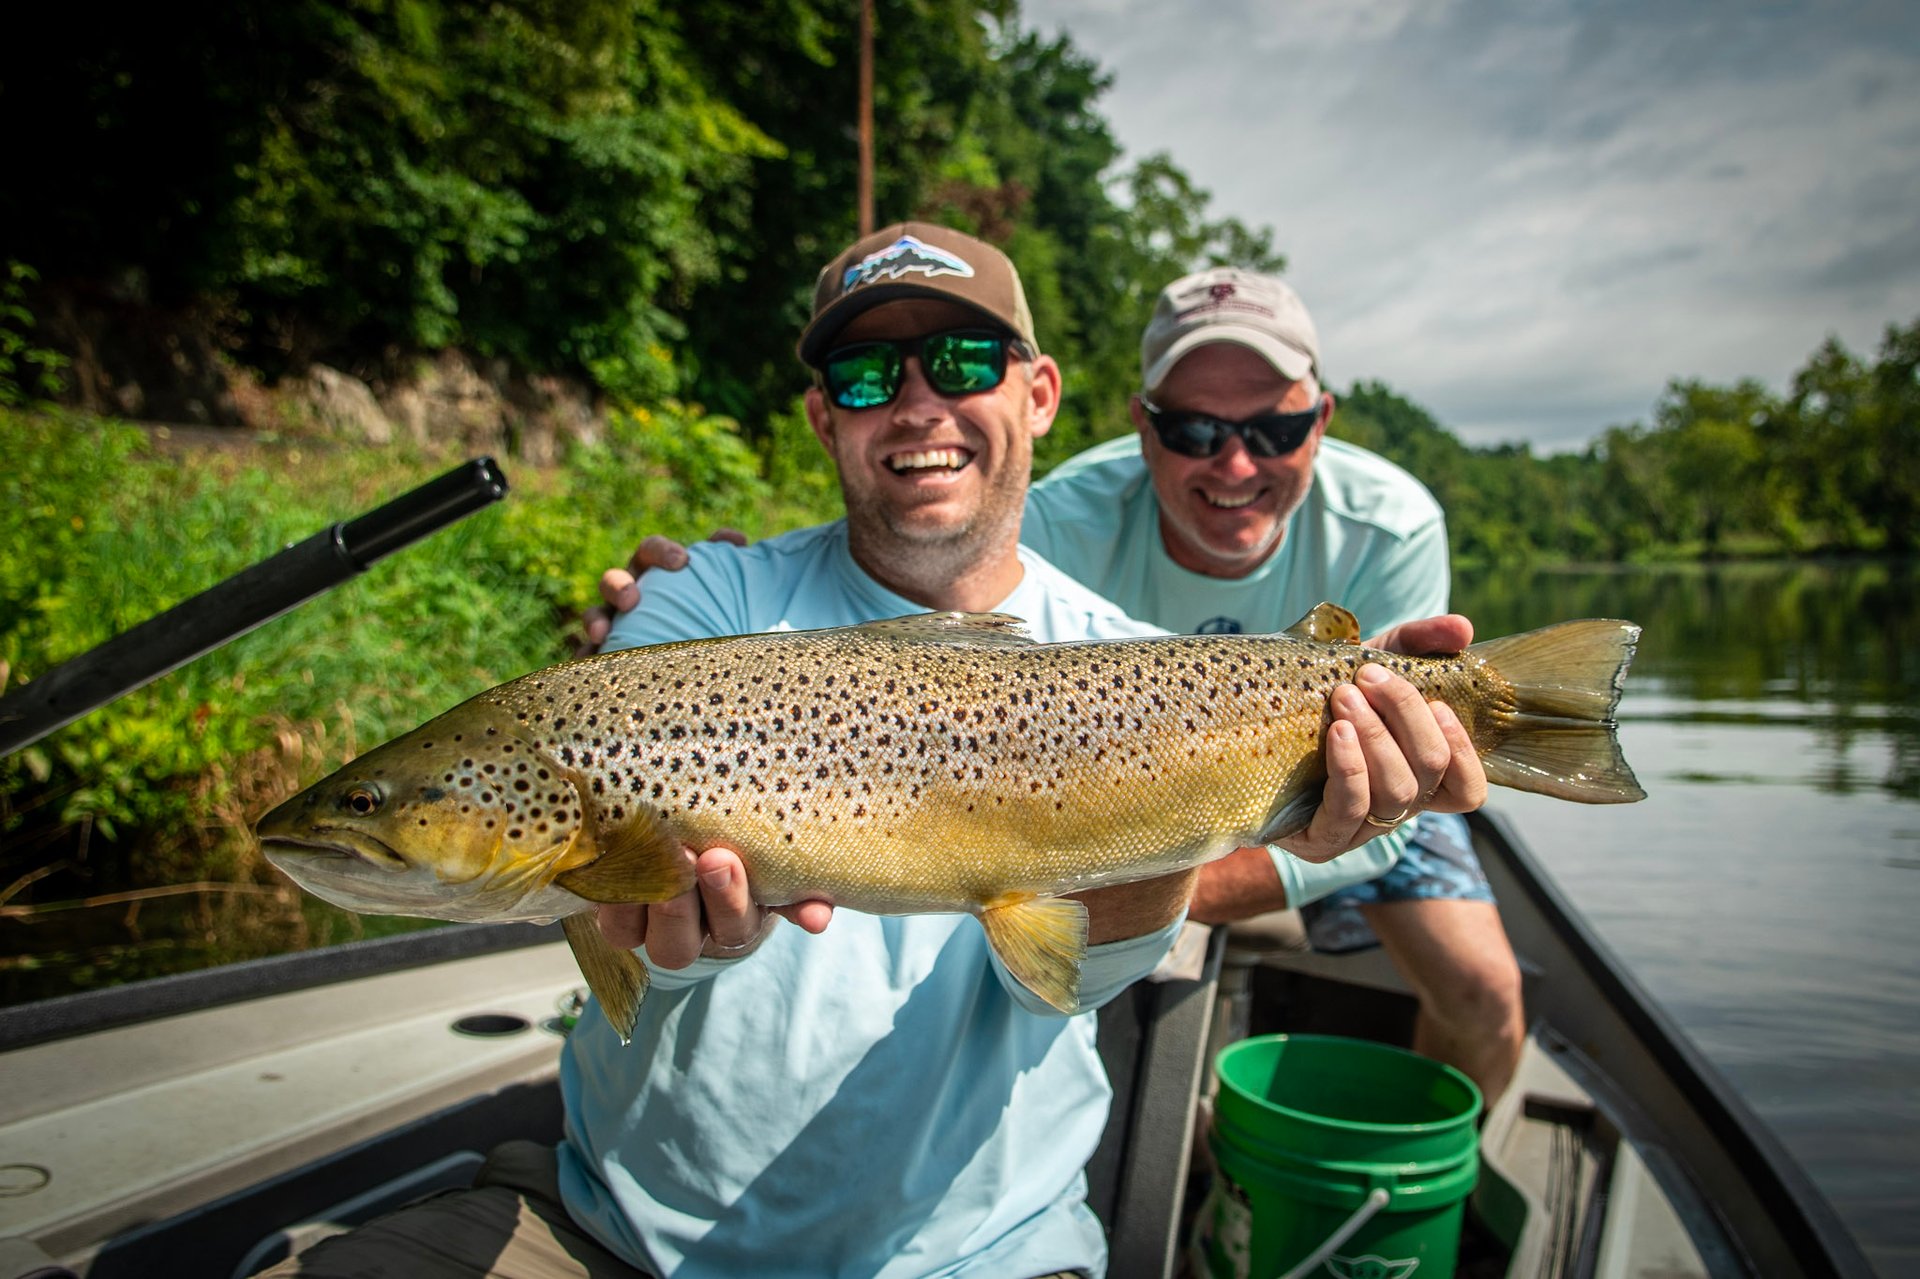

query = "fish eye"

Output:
[[344, 786, 383, 816]]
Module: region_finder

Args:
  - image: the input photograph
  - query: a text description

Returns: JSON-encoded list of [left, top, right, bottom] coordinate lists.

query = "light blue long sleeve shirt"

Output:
[[559, 523, 1182, 1278], [1022, 433, 1454, 907]]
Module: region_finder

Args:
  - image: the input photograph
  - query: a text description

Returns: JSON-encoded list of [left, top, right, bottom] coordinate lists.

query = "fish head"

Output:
[[254, 706, 592, 922]]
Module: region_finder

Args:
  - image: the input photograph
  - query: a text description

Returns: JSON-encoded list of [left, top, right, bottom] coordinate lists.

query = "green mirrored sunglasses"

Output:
[[820, 329, 1022, 409]]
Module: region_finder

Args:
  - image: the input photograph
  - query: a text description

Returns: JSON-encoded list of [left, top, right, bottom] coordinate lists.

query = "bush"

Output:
[[0, 401, 842, 998]]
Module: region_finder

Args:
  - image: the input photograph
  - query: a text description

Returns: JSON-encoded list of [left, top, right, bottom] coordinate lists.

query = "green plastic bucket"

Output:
[[1192, 1034, 1482, 1279]]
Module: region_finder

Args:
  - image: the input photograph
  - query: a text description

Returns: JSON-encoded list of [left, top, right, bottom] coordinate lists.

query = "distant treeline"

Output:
[[1334, 316, 1920, 564], [2, 1, 1915, 566]]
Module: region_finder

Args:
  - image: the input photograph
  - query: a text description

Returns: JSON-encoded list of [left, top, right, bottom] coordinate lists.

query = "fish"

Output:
[[255, 603, 1644, 1041]]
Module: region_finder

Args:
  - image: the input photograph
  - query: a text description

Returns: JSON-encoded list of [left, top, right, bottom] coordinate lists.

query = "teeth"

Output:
[[1205, 492, 1259, 509], [890, 448, 970, 473]]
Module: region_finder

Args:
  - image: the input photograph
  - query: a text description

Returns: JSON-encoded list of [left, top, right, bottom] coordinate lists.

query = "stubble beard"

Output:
[[841, 452, 1030, 601]]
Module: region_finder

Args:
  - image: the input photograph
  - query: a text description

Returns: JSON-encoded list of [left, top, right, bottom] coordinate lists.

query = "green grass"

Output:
[[0, 404, 840, 1001]]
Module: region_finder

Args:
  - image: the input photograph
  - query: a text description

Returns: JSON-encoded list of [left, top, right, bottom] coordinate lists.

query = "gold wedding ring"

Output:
[[1362, 808, 1411, 829]]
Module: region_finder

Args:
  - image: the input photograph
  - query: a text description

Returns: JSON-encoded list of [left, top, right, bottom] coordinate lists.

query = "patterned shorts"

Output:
[[1300, 811, 1494, 954]]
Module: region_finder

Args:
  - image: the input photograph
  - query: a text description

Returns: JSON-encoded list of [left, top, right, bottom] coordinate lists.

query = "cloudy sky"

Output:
[[1019, 0, 1920, 450]]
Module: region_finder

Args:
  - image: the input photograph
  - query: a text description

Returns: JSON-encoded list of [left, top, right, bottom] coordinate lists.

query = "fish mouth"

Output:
[[886, 445, 976, 478], [259, 831, 408, 873]]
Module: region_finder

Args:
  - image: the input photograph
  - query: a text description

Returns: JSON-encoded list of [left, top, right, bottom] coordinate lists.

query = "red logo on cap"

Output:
[[1209, 284, 1235, 301]]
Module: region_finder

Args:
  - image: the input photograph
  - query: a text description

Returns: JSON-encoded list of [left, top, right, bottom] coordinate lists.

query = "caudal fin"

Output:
[[1468, 619, 1646, 804]]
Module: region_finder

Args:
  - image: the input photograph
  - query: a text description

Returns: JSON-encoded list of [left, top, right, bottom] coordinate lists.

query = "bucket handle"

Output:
[[1278, 1186, 1391, 1279]]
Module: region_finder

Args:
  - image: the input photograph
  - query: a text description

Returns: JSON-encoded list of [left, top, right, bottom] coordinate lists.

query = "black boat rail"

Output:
[[1469, 808, 1876, 1278], [0, 457, 509, 757]]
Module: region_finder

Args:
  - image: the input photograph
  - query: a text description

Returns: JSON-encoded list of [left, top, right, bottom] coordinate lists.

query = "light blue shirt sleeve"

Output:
[[1268, 833, 1406, 909]]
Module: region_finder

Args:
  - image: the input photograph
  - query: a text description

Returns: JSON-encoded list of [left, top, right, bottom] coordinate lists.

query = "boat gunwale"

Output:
[[0, 919, 559, 1053], [1469, 807, 1875, 1278]]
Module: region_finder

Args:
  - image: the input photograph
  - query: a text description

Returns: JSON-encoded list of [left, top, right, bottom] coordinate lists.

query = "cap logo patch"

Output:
[[1209, 283, 1236, 301], [843, 235, 976, 294]]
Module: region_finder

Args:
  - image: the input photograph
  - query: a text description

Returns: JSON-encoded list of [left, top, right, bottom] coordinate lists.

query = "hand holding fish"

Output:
[[1273, 613, 1488, 863], [595, 846, 831, 969]]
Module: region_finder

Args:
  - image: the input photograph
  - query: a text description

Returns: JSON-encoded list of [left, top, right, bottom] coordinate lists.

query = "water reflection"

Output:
[[1460, 560, 1920, 797], [1456, 560, 1920, 1271]]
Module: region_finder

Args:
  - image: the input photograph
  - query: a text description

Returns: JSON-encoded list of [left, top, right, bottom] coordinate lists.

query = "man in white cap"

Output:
[[1019, 267, 1525, 1102]]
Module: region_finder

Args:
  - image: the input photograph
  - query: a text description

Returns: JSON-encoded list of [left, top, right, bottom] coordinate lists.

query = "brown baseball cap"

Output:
[[796, 222, 1038, 366]]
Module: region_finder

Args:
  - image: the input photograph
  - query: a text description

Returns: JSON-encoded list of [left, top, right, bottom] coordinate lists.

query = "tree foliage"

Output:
[[2, 0, 1914, 569], [1337, 320, 1920, 566]]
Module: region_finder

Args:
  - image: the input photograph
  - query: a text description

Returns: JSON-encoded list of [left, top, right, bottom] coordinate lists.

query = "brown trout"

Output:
[[255, 604, 1643, 1040]]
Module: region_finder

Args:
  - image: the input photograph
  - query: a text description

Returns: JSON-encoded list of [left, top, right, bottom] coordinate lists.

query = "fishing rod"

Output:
[[0, 456, 510, 757]]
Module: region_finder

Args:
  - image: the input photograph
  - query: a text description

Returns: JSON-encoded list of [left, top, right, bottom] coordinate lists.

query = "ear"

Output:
[[1308, 388, 1335, 451], [1129, 393, 1150, 437], [803, 385, 835, 451], [1024, 354, 1062, 439]]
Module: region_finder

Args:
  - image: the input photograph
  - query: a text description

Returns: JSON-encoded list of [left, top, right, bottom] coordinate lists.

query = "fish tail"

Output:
[[1468, 619, 1646, 803]]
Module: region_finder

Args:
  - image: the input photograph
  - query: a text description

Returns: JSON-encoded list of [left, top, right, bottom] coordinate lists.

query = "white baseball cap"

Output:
[[1140, 267, 1320, 393]]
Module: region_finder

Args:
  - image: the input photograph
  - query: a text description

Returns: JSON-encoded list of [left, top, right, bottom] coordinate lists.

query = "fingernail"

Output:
[[1431, 701, 1459, 728], [1356, 664, 1390, 686], [1331, 720, 1356, 743], [700, 865, 732, 891]]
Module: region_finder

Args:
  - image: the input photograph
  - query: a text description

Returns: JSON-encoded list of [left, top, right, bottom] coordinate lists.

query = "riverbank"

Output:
[[0, 407, 839, 1000]]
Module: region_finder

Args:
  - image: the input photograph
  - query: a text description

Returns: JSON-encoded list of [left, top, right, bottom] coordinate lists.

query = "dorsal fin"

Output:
[[1283, 602, 1362, 644], [855, 611, 1036, 647]]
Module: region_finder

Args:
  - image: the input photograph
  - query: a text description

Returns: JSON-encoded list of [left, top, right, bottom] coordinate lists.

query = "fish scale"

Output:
[[485, 627, 1434, 909], [256, 603, 1645, 1038]]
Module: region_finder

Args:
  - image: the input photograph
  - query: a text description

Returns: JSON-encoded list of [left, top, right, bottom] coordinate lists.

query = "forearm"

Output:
[[1072, 867, 1199, 944], [1188, 848, 1289, 924], [1188, 830, 1406, 925]]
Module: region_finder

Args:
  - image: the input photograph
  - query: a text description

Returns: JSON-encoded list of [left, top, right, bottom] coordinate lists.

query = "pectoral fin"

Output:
[[560, 911, 649, 1045], [556, 796, 696, 903], [1283, 602, 1362, 644], [979, 894, 1088, 1014]]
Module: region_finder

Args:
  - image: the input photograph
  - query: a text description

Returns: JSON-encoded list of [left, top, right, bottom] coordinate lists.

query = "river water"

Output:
[[1452, 561, 1919, 1275]]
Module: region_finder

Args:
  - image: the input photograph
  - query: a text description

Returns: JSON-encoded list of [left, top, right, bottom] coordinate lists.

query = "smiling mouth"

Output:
[[1202, 489, 1263, 510], [887, 447, 975, 476]]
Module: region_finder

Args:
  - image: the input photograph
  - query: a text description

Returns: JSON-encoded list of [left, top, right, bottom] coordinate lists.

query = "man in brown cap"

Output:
[[590, 252, 1519, 1105], [269, 223, 1484, 1279]]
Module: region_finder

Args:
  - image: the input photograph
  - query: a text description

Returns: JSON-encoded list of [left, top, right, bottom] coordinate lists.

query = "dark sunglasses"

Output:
[[1139, 396, 1321, 459], [820, 329, 1026, 410]]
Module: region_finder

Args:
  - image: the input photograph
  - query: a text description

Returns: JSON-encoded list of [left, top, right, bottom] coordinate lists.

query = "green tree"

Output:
[[1781, 337, 1874, 548], [1865, 319, 1920, 553], [1651, 379, 1781, 555]]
